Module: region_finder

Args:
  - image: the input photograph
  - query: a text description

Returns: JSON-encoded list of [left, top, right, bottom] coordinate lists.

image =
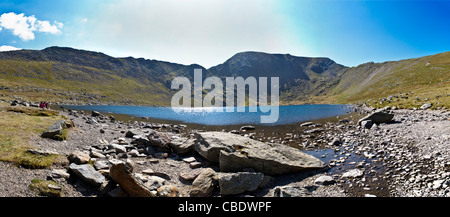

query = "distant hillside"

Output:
[[0, 46, 448, 109], [0, 47, 208, 106], [329, 52, 450, 109]]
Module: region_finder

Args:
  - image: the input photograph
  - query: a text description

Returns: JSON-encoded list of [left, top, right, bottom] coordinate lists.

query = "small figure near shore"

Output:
[[39, 102, 49, 109]]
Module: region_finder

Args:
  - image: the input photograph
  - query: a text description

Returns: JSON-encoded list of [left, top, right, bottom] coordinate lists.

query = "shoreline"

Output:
[[0, 101, 449, 197]]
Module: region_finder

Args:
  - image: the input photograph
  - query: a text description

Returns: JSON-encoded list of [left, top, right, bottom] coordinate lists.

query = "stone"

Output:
[[109, 160, 156, 197], [314, 175, 336, 185], [90, 150, 106, 159], [91, 111, 102, 117], [182, 157, 197, 163], [50, 169, 70, 180], [217, 172, 265, 195], [144, 176, 167, 190], [358, 110, 394, 125], [27, 149, 59, 156], [239, 125, 255, 131], [420, 103, 432, 110], [305, 128, 324, 134], [300, 122, 315, 127], [361, 120, 374, 129], [69, 163, 105, 187], [142, 169, 171, 180], [125, 129, 143, 138], [329, 138, 341, 146], [179, 168, 204, 181], [168, 137, 195, 154], [190, 168, 218, 197], [93, 160, 110, 170], [108, 143, 127, 154], [432, 179, 445, 190], [157, 185, 179, 197], [68, 150, 90, 164], [342, 169, 364, 178], [41, 120, 66, 140], [273, 186, 310, 197], [147, 131, 172, 150], [195, 132, 325, 175], [190, 162, 202, 169]]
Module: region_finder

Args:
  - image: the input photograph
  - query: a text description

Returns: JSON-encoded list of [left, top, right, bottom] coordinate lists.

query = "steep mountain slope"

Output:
[[329, 52, 450, 108], [209, 51, 347, 103]]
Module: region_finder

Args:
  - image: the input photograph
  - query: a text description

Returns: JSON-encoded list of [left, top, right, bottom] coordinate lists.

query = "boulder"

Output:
[[69, 163, 105, 187], [109, 160, 156, 197], [190, 168, 218, 197], [217, 172, 265, 195], [157, 185, 179, 197], [91, 111, 102, 117], [143, 176, 167, 190], [360, 120, 374, 129], [420, 103, 432, 110], [168, 137, 195, 154], [147, 131, 171, 150], [108, 144, 127, 154], [195, 132, 326, 175], [41, 120, 66, 140], [358, 110, 394, 125], [305, 128, 324, 134], [239, 125, 255, 131], [68, 150, 90, 165], [125, 129, 143, 138], [300, 122, 315, 127], [179, 168, 204, 181], [27, 149, 59, 156], [314, 175, 336, 185], [342, 169, 364, 178], [49, 169, 70, 180], [273, 186, 310, 197], [194, 132, 235, 162]]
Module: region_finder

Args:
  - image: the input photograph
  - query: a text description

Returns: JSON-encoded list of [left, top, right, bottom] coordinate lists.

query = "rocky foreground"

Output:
[[0, 105, 449, 197]]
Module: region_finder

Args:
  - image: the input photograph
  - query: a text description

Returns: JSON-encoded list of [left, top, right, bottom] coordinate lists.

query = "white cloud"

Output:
[[0, 12, 63, 41], [78, 0, 300, 67], [81, 18, 88, 23], [0, 45, 21, 52]]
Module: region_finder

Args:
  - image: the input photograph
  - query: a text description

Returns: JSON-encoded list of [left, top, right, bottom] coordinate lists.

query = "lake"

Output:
[[62, 104, 353, 126]]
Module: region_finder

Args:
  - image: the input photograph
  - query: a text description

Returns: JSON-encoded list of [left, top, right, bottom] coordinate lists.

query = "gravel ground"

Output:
[[0, 107, 448, 197]]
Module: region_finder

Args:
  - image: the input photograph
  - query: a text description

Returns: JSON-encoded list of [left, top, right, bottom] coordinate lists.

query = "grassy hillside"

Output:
[[0, 47, 448, 109], [327, 52, 450, 109]]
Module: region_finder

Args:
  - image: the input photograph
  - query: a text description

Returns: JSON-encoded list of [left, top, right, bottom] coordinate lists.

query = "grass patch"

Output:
[[53, 128, 68, 141], [29, 179, 63, 197], [0, 102, 65, 168], [5, 106, 59, 116]]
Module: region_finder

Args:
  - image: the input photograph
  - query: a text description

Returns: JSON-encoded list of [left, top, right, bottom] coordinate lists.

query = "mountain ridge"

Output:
[[0, 46, 448, 109]]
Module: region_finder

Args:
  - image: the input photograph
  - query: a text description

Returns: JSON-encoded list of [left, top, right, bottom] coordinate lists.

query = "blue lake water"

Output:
[[62, 104, 353, 126]]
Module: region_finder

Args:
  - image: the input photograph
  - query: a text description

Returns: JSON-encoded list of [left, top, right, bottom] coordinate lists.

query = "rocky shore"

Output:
[[0, 103, 449, 197]]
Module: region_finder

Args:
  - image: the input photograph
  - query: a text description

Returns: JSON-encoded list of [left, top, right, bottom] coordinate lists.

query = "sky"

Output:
[[0, 0, 450, 68]]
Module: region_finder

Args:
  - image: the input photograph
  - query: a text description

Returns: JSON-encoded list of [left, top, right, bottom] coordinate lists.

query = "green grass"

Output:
[[0, 103, 66, 168], [6, 106, 60, 116], [53, 128, 68, 141], [29, 178, 63, 197]]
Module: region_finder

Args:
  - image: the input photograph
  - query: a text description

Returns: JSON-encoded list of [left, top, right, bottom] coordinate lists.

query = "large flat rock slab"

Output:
[[195, 132, 326, 175]]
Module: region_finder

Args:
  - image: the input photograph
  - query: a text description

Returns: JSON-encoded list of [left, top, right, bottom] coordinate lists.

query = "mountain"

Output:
[[0, 46, 209, 105], [209, 51, 346, 103], [0, 46, 448, 109]]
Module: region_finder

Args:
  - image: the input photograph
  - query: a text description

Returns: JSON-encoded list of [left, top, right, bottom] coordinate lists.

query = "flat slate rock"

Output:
[[69, 163, 105, 187], [195, 132, 326, 175]]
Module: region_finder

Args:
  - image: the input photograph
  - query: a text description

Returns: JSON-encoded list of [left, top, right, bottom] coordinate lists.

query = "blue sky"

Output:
[[0, 0, 449, 67]]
